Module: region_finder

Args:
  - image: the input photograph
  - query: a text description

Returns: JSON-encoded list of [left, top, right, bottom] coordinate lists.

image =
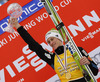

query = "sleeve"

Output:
[[78, 47, 99, 76], [17, 26, 54, 66]]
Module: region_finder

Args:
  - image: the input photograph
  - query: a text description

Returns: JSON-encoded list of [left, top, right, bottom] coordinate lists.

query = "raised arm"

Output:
[[8, 17, 54, 66]]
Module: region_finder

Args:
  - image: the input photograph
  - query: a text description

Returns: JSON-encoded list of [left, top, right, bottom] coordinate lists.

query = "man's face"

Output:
[[47, 37, 63, 50]]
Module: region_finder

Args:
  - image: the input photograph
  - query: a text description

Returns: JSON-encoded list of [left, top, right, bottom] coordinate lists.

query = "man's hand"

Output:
[[9, 17, 21, 29], [79, 56, 90, 65]]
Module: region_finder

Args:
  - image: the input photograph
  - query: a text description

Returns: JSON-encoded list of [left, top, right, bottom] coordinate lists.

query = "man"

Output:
[[8, 18, 98, 82]]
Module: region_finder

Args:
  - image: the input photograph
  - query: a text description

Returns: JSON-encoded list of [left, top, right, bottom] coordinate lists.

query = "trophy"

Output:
[[4, 3, 22, 33]]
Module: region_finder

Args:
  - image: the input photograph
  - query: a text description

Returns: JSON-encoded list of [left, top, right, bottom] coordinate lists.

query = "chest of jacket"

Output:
[[54, 49, 83, 82]]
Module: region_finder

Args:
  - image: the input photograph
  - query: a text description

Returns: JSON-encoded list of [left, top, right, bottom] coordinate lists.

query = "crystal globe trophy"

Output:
[[4, 3, 22, 33]]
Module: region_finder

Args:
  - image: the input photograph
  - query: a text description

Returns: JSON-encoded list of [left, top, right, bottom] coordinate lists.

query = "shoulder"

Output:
[[45, 50, 55, 59]]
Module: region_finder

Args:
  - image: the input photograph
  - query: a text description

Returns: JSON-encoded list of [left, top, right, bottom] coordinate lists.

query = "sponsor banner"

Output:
[[0, 0, 100, 82], [0, 0, 53, 35]]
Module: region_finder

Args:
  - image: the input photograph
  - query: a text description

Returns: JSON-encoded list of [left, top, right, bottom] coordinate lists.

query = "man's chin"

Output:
[[53, 46, 57, 50]]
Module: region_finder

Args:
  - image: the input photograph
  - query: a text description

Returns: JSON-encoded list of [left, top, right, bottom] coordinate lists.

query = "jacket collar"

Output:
[[55, 46, 64, 55]]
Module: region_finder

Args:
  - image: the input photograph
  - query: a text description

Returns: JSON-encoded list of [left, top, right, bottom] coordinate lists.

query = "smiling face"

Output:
[[47, 37, 63, 50]]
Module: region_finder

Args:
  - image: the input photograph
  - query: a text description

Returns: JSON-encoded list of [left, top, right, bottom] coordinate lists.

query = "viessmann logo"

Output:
[[0, 42, 53, 82]]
